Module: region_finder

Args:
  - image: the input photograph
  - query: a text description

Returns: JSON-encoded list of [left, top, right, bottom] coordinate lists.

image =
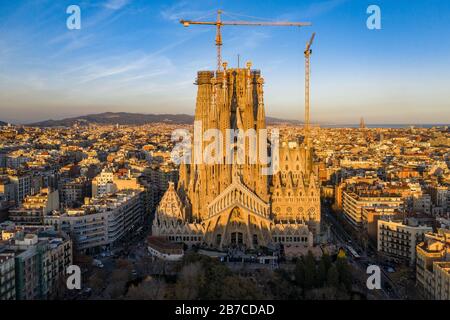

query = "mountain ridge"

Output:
[[27, 112, 302, 127]]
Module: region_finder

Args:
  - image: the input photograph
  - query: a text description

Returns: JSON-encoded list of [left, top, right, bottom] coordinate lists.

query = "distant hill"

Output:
[[28, 112, 301, 127], [0, 121, 7, 126], [28, 112, 194, 127]]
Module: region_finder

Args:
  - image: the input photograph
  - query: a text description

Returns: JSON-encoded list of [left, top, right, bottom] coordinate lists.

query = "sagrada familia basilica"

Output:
[[152, 63, 321, 250]]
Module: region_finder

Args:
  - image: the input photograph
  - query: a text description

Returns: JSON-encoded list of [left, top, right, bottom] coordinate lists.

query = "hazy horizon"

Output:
[[1, 110, 448, 127]]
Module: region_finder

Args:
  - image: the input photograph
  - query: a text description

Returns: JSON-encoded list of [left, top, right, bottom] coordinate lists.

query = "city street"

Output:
[[322, 205, 399, 299]]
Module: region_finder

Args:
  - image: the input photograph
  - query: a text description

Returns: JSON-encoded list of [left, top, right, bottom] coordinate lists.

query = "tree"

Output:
[[125, 276, 167, 300], [200, 261, 232, 299], [305, 287, 339, 300], [321, 253, 332, 271], [175, 262, 205, 299], [103, 282, 126, 299], [326, 264, 339, 288], [111, 269, 130, 283], [88, 270, 108, 296], [265, 269, 300, 299], [220, 276, 264, 300], [294, 259, 305, 288], [317, 259, 327, 287], [336, 256, 352, 292], [176, 253, 232, 299], [303, 251, 317, 290]]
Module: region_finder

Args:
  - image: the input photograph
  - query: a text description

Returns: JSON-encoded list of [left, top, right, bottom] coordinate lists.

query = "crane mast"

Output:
[[180, 10, 311, 71], [215, 10, 223, 71], [304, 32, 315, 148]]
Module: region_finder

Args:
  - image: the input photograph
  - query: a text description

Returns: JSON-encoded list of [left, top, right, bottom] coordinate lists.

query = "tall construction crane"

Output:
[[304, 32, 315, 148], [180, 10, 311, 71]]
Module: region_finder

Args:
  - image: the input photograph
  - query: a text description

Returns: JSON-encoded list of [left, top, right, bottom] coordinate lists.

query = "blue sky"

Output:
[[0, 0, 449, 124]]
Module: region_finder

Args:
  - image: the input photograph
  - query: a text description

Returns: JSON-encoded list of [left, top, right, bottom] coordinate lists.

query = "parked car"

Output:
[[92, 259, 104, 268]]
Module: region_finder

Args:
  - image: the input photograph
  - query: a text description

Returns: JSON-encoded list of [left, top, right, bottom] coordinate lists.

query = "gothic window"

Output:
[[307, 207, 316, 219]]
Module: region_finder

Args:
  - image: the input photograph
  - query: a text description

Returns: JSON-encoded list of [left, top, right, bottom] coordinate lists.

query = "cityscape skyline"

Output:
[[0, 0, 449, 304], [1, 0, 449, 124]]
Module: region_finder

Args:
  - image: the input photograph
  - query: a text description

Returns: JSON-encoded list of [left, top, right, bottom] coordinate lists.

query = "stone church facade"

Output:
[[152, 64, 320, 250]]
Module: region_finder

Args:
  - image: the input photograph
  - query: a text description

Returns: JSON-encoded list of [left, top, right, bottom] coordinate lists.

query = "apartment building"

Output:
[[0, 177, 15, 203], [9, 173, 32, 205], [92, 168, 139, 197], [59, 178, 90, 208], [0, 252, 15, 300], [6, 154, 30, 169], [60, 189, 144, 253], [2, 230, 72, 300], [140, 164, 178, 215], [416, 229, 450, 300], [429, 185, 449, 213], [377, 217, 432, 266], [9, 188, 60, 225], [412, 193, 432, 215], [364, 207, 401, 244], [342, 190, 403, 229]]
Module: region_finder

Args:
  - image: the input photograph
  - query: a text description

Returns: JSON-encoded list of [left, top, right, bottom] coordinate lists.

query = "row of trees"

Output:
[[86, 252, 356, 300], [292, 251, 353, 299], [173, 253, 264, 299], [170, 252, 355, 300]]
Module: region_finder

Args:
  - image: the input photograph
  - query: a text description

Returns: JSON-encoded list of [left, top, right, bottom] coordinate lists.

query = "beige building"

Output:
[[377, 217, 432, 265], [365, 207, 401, 244], [9, 188, 59, 225], [342, 191, 403, 229], [416, 229, 450, 300], [153, 65, 319, 250], [60, 189, 144, 253], [92, 168, 139, 197]]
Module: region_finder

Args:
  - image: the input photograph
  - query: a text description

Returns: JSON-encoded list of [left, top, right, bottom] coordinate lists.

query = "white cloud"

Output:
[[103, 0, 130, 10], [160, 1, 214, 22]]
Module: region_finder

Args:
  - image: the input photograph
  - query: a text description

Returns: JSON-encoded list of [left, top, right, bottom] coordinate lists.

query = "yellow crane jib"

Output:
[[180, 10, 312, 71]]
